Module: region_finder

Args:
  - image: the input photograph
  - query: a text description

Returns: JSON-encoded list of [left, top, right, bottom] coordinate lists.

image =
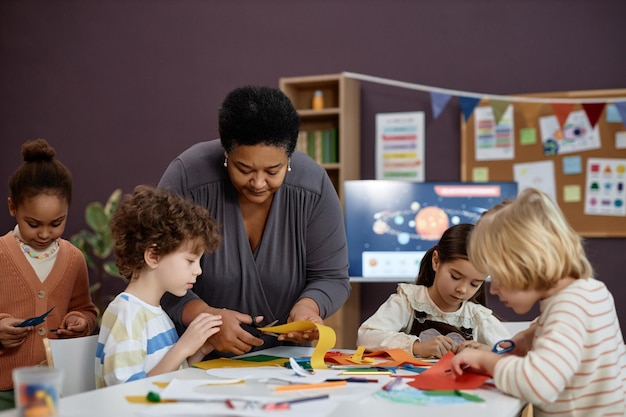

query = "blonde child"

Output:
[[95, 185, 223, 387], [357, 223, 509, 358], [450, 188, 626, 416], [0, 139, 97, 409]]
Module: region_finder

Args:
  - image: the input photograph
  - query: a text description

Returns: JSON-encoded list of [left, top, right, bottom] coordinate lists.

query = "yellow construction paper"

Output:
[[348, 345, 374, 364], [257, 320, 336, 369], [193, 357, 287, 370]]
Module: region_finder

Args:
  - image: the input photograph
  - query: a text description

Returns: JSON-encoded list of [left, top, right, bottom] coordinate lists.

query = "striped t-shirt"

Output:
[[494, 277, 626, 417], [95, 292, 185, 388]]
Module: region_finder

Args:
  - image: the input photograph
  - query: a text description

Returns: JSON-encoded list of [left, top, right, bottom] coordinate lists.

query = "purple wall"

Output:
[[2, 1, 625, 329]]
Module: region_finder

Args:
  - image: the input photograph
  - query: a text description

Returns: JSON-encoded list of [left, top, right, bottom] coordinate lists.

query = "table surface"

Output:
[[0, 346, 525, 417]]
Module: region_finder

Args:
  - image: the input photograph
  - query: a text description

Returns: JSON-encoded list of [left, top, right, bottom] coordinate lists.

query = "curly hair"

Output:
[[8, 138, 72, 208], [218, 85, 300, 156], [110, 185, 222, 280]]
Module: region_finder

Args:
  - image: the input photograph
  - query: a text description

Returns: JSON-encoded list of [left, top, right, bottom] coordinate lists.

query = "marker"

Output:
[[326, 377, 378, 383], [273, 380, 347, 392], [263, 394, 329, 410]]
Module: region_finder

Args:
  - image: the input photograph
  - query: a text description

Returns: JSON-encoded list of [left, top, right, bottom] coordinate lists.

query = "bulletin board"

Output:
[[460, 88, 626, 237]]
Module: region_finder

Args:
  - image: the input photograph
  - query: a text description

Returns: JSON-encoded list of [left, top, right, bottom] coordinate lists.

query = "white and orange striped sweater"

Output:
[[494, 277, 626, 417]]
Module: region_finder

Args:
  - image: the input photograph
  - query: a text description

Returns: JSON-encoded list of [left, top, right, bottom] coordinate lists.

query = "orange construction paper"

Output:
[[407, 352, 490, 390], [325, 348, 433, 367]]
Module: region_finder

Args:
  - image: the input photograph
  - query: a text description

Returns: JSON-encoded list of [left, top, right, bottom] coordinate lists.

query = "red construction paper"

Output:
[[407, 352, 490, 390]]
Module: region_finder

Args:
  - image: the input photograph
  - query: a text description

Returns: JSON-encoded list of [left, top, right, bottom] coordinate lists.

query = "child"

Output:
[[95, 185, 223, 387], [450, 188, 626, 416], [0, 139, 97, 410], [357, 223, 509, 358]]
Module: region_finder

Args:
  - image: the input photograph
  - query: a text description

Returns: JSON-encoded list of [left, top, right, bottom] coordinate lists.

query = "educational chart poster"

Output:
[[474, 105, 514, 161], [375, 112, 425, 181], [344, 181, 517, 280], [585, 158, 626, 216], [539, 110, 601, 155]]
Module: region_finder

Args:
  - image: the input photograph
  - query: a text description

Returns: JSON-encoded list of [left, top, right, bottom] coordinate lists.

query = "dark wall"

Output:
[[2, 1, 625, 330]]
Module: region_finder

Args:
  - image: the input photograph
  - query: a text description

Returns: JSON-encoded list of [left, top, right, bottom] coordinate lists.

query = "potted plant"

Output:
[[70, 189, 126, 320]]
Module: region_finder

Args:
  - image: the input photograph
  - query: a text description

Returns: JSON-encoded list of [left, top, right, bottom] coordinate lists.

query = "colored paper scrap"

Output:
[[519, 128, 537, 145], [193, 356, 287, 370], [472, 167, 489, 182], [563, 185, 582, 202], [407, 352, 490, 390], [605, 104, 622, 123], [562, 156, 582, 175], [257, 321, 336, 369]]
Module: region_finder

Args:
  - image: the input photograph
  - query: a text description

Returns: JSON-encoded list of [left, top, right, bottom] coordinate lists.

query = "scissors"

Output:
[[246, 315, 279, 337], [16, 306, 55, 327], [492, 339, 516, 354]]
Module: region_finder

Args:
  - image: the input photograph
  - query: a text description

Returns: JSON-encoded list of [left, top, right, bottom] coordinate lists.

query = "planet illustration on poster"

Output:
[[371, 202, 483, 242]]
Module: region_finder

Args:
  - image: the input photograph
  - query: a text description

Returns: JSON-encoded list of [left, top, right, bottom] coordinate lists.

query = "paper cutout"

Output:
[[407, 352, 490, 390], [348, 346, 374, 364], [605, 104, 622, 123], [614, 102, 626, 128], [257, 321, 336, 369], [490, 99, 511, 124], [324, 348, 433, 367]]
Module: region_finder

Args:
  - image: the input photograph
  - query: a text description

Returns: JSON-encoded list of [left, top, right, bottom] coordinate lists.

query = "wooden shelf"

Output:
[[279, 74, 361, 348]]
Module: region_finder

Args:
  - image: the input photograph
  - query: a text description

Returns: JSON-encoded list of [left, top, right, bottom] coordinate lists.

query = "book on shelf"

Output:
[[297, 128, 338, 164]]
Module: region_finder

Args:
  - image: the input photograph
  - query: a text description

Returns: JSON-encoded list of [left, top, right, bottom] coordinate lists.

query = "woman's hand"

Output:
[[0, 317, 31, 348], [412, 335, 454, 358], [278, 298, 322, 343]]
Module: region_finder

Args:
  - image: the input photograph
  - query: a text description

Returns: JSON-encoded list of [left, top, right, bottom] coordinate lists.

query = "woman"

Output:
[[159, 85, 350, 357]]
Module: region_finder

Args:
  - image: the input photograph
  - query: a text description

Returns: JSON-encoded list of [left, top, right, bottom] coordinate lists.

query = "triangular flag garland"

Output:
[[490, 99, 511, 124], [614, 102, 626, 129], [460, 96, 481, 122], [342, 71, 626, 127], [551, 103, 576, 128], [430, 91, 453, 119], [582, 102, 606, 128]]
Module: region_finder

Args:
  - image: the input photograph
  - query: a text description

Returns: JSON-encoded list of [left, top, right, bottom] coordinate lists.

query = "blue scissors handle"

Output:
[[492, 339, 515, 354]]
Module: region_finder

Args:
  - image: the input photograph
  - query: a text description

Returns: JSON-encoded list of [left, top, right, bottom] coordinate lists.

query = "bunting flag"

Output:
[[581, 102, 606, 128], [614, 101, 626, 129], [490, 99, 511, 124], [430, 91, 453, 119], [460, 96, 482, 122], [551, 103, 576, 127], [519, 102, 545, 127]]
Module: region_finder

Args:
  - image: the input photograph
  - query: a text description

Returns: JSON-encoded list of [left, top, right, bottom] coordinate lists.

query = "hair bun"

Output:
[[22, 138, 56, 163]]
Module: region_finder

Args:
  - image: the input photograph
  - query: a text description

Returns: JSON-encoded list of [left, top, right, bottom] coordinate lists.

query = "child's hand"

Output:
[[454, 340, 490, 353], [0, 317, 32, 348], [179, 313, 222, 358], [412, 335, 454, 358], [509, 322, 536, 356], [449, 348, 498, 377], [55, 314, 89, 337]]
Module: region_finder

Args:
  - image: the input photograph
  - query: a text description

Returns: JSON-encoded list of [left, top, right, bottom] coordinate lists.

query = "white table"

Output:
[[0, 346, 525, 417]]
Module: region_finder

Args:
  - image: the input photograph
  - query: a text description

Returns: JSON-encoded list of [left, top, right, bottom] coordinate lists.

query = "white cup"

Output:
[[12, 366, 63, 417]]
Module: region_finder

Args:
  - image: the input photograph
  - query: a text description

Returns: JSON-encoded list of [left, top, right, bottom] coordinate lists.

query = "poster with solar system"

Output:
[[344, 180, 518, 281]]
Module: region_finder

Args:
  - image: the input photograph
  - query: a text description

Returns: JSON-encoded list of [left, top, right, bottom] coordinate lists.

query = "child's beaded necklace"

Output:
[[12, 230, 60, 260]]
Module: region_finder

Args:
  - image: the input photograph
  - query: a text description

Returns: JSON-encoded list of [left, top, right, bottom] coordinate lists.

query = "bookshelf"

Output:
[[279, 74, 361, 348], [279, 73, 360, 203]]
